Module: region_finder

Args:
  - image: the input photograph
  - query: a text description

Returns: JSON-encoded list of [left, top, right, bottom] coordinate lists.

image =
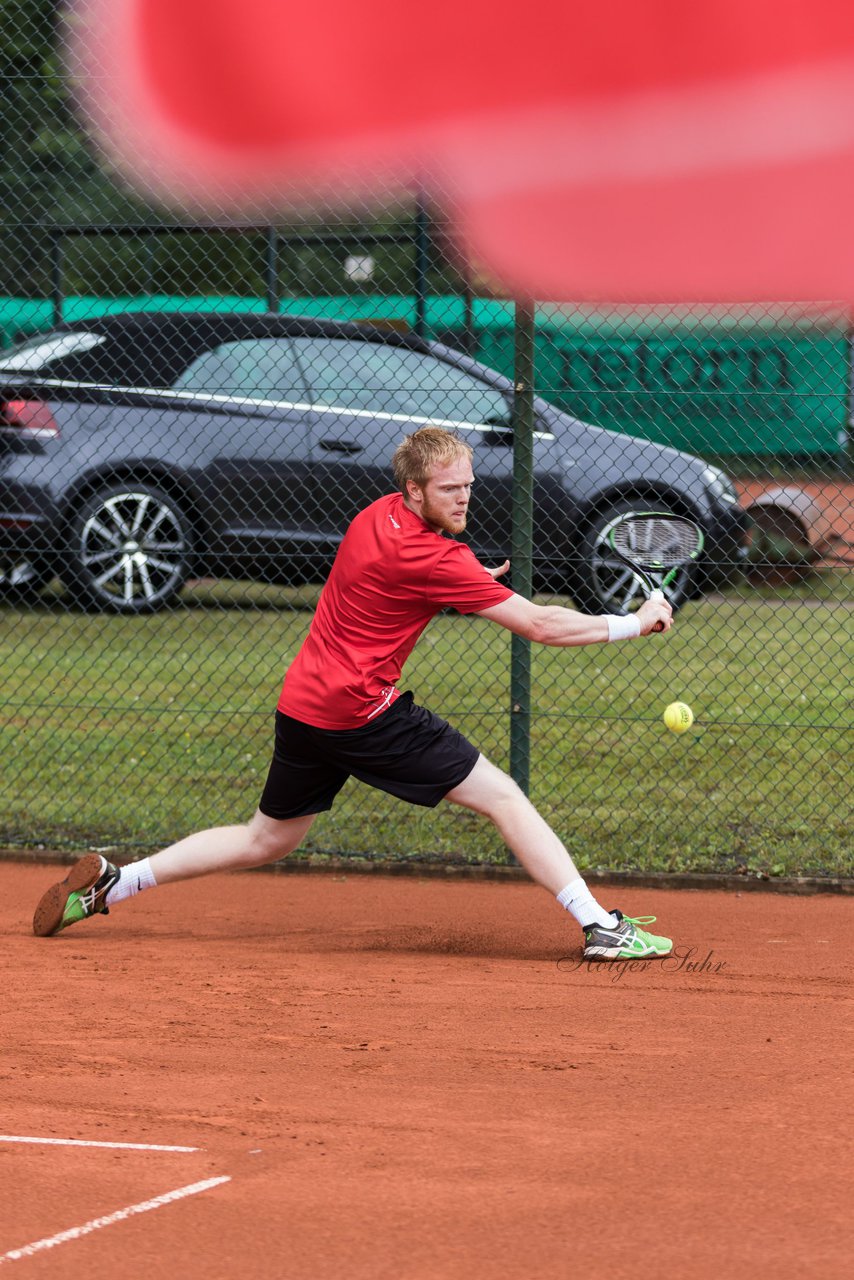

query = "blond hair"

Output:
[[392, 427, 473, 492]]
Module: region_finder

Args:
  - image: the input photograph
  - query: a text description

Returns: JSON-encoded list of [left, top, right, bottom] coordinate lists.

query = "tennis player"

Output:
[[33, 427, 674, 960]]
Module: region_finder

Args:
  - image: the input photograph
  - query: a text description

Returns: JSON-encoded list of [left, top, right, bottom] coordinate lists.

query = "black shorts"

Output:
[[258, 692, 480, 820]]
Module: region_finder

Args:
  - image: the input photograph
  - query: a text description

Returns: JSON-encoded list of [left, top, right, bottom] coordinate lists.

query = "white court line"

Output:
[[0, 1176, 231, 1265], [0, 1135, 198, 1152]]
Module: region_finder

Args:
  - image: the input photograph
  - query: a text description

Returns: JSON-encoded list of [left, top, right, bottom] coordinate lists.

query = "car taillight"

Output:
[[0, 398, 60, 440]]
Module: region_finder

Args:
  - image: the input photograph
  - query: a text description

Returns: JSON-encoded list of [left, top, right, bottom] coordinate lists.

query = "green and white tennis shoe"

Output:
[[32, 853, 120, 937], [583, 909, 672, 960]]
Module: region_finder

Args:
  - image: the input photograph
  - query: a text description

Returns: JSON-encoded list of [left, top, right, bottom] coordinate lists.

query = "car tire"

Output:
[[0, 555, 54, 602], [60, 483, 193, 613], [572, 498, 699, 615]]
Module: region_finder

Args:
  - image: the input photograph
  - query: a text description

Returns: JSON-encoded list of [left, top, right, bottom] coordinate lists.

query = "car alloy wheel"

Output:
[[576, 501, 698, 614], [65, 484, 192, 612]]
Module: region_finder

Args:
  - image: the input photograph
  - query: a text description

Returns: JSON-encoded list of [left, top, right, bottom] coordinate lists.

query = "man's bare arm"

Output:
[[476, 592, 672, 645]]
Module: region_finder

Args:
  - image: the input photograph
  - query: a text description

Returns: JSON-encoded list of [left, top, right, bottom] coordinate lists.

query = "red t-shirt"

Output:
[[278, 493, 513, 729]]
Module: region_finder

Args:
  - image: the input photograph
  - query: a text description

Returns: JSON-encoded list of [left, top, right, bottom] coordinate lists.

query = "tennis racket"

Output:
[[606, 511, 704, 629]]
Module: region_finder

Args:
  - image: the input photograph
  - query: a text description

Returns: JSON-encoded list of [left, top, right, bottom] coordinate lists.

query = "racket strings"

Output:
[[610, 517, 701, 568]]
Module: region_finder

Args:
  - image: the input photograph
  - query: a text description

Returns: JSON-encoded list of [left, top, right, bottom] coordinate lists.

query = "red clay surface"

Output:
[[2, 864, 850, 1279]]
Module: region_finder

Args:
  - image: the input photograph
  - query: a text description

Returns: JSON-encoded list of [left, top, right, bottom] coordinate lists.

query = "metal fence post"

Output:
[[414, 193, 429, 337], [265, 226, 279, 313], [510, 297, 535, 794], [50, 230, 64, 325]]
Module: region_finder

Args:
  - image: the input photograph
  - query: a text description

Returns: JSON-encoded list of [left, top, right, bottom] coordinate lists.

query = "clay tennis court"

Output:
[[2, 862, 850, 1278]]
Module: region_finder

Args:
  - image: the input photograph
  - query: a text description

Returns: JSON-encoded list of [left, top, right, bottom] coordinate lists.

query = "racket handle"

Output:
[[649, 587, 665, 631]]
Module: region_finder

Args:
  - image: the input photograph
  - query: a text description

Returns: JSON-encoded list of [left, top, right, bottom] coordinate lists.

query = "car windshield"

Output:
[[0, 330, 106, 372]]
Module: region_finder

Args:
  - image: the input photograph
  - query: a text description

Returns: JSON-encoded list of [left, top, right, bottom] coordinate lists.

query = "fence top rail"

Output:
[[39, 224, 415, 247]]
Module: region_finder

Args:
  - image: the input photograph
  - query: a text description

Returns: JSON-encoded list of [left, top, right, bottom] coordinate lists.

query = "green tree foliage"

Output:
[[0, 1, 460, 303], [0, 0, 163, 294]]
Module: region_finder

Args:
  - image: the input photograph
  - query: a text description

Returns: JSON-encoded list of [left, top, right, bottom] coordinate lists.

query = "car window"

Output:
[[293, 337, 511, 424], [0, 331, 106, 372], [172, 338, 307, 400]]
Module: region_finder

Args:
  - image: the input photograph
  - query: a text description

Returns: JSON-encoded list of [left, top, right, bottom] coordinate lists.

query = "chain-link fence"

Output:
[[0, 3, 851, 878]]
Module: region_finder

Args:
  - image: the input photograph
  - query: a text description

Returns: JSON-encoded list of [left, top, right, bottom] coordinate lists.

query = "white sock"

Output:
[[556, 878, 618, 930], [106, 857, 158, 907]]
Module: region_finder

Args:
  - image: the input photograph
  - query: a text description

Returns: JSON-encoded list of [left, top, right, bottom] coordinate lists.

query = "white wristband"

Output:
[[605, 614, 641, 642]]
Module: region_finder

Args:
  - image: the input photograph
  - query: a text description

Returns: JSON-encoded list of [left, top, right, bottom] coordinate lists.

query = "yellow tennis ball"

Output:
[[663, 701, 694, 734]]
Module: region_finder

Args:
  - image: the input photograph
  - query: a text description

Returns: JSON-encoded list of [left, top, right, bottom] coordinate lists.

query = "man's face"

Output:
[[406, 457, 474, 535]]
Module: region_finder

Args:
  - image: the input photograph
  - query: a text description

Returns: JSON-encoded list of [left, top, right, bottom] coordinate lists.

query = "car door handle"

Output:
[[319, 439, 364, 454]]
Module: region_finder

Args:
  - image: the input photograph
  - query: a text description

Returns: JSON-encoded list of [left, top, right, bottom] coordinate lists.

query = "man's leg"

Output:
[[147, 809, 317, 884], [444, 755, 581, 895], [32, 810, 316, 936], [445, 755, 672, 957]]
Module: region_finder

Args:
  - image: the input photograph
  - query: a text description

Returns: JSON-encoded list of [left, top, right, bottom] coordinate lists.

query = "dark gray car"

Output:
[[0, 311, 747, 613]]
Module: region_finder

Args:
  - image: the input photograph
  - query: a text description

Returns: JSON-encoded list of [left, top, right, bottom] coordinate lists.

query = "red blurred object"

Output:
[[0, 399, 60, 440], [74, 0, 854, 301]]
